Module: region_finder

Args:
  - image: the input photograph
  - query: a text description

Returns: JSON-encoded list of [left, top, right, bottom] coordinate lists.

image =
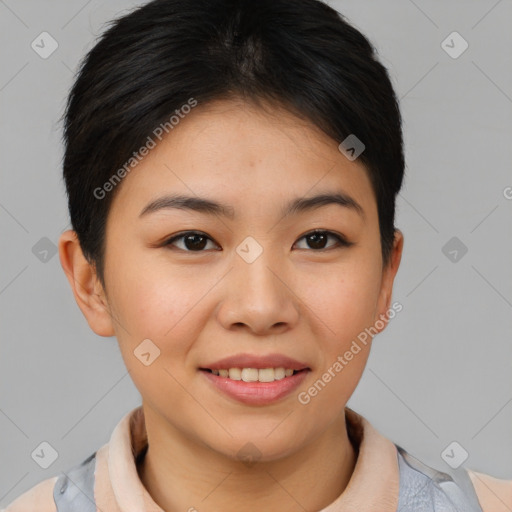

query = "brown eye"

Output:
[[294, 230, 352, 251], [163, 230, 351, 253], [164, 232, 219, 252]]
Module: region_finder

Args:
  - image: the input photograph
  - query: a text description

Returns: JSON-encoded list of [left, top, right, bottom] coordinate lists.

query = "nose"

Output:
[[216, 250, 300, 336]]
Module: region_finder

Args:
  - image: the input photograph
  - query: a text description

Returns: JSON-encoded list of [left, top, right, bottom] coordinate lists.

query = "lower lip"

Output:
[[200, 369, 309, 405]]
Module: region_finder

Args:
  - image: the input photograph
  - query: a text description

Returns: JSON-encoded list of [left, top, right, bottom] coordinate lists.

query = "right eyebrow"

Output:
[[139, 194, 236, 219]]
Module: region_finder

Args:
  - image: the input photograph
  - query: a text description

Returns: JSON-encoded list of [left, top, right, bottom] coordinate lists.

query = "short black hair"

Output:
[[61, 0, 405, 287]]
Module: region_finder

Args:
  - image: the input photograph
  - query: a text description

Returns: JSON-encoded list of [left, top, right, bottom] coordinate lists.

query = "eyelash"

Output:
[[162, 230, 353, 253]]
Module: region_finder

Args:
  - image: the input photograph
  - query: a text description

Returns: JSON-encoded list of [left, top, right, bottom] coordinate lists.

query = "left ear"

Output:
[[374, 229, 404, 331]]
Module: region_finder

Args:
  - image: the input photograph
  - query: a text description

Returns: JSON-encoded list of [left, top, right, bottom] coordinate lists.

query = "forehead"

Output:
[[108, 98, 376, 222]]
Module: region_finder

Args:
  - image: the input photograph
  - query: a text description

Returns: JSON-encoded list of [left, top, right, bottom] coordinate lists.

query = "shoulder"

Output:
[[396, 444, 512, 512], [396, 445, 482, 511], [469, 469, 512, 512], [1, 476, 58, 512], [2, 450, 98, 512]]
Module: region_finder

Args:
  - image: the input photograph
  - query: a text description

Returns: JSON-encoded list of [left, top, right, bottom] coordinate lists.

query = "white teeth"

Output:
[[258, 368, 275, 383], [228, 368, 242, 380], [211, 367, 298, 382], [274, 367, 285, 380], [241, 368, 259, 382]]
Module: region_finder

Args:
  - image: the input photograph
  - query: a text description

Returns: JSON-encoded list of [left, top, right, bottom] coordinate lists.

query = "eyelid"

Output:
[[162, 229, 353, 252]]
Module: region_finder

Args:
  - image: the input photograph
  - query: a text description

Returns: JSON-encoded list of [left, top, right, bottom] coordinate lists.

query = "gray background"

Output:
[[1, 0, 511, 506]]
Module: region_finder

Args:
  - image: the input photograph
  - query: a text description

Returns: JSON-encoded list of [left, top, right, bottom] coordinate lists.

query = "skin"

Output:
[[59, 97, 403, 512]]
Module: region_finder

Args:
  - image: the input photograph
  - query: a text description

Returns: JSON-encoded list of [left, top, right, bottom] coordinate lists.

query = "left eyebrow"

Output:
[[139, 191, 365, 221], [282, 192, 365, 221]]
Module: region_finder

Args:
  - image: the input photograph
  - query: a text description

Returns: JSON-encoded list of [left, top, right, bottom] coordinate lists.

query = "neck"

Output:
[[137, 408, 357, 512]]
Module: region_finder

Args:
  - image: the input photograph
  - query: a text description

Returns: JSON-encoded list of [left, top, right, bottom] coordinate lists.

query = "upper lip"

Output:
[[201, 353, 310, 371]]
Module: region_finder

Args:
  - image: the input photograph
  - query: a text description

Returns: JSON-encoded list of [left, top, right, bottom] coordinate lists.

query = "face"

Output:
[[80, 98, 402, 461]]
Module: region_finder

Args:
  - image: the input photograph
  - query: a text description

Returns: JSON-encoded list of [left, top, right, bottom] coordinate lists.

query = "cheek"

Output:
[[106, 266, 208, 409], [298, 257, 382, 340], [296, 269, 378, 425], [104, 256, 211, 359]]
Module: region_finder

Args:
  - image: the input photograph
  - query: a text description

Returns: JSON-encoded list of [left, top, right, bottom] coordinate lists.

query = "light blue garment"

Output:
[[53, 445, 483, 511], [395, 445, 483, 512], [53, 452, 96, 512]]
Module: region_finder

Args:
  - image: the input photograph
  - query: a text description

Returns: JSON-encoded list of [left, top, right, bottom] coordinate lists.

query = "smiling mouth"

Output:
[[200, 367, 308, 383]]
